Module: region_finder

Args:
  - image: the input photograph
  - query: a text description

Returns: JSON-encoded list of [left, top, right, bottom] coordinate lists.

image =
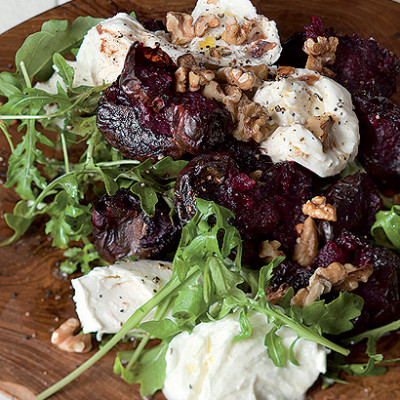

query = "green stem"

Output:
[[0, 122, 15, 152], [97, 160, 141, 167], [252, 303, 349, 356], [126, 335, 151, 371], [36, 269, 200, 400], [60, 133, 70, 174]]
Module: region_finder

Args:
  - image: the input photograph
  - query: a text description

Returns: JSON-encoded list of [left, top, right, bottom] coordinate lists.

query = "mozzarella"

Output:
[[71, 259, 173, 340], [254, 68, 359, 177], [188, 0, 281, 67], [163, 312, 328, 400]]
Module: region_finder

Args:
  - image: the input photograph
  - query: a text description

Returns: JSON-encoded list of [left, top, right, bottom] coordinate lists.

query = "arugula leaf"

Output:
[[264, 325, 286, 367], [371, 205, 400, 251], [16, 17, 103, 82], [290, 292, 364, 335], [233, 309, 253, 342]]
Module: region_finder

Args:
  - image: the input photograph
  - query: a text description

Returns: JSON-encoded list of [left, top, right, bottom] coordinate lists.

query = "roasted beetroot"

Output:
[[313, 231, 400, 329], [353, 95, 400, 190], [96, 44, 233, 161], [175, 154, 315, 249], [271, 260, 313, 292], [318, 172, 383, 241], [333, 35, 400, 98], [91, 188, 180, 263]]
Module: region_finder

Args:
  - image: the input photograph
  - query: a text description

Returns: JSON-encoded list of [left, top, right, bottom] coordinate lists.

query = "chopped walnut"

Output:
[[393, 194, 400, 205], [194, 14, 220, 37], [265, 283, 289, 305], [189, 68, 215, 91], [303, 36, 339, 78], [51, 318, 92, 353], [302, 196, 337, 221], [175, 66, 189, 93], [233, 95, 271, 143], [176, 54, 197, 69], [250, 41, 277, 58], [202, 80, 226, 102], [305, 113, 335, 151], [174, 55, 215, 93], [217, 67, 261, 90], [243, 64, 270, 80], [293, 216, 319, 267], [276, 66, 296, 79], [249, 169, 263, 181], [291, 262, 373, 307], [166, 12, 195, 45], [259, 240, 285, 263], [225, 17, 252, 45], [209, 47, 222, 59]]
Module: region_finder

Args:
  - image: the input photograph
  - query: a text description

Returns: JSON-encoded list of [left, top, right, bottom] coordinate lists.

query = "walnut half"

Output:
[[259, 240, 285, 264], [291, 262, 373, 307], [302, 196, 337, 221], [305, 113, 335, 152], [303, 36, 339, 78], [166, 12, 195, 45], [51, 318, 92, 353], [293, 216, 319, 267]]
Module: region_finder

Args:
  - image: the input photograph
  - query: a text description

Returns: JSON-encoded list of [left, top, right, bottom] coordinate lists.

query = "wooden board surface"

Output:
[[0, 0, 399, 399]]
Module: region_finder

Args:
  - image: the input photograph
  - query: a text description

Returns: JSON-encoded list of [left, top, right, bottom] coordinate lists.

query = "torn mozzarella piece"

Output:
[[187, 0, 281, 67], [254, 68, 359, 177], [71, 259, 172, 340], [163, 312, 328, 400]]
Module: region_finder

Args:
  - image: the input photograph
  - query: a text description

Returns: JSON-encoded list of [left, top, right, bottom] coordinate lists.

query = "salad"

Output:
[[0, 0, 399, 399]]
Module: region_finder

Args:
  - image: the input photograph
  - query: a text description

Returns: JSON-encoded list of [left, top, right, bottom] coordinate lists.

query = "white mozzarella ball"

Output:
[[254, 68, 359, 177], [163, 312, 328, 400], [72, 259, 172, 340]]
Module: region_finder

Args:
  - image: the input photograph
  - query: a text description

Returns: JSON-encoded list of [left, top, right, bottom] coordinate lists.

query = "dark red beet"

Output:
[[326, 231, 400, 329], [96, 44, 233, 161], [175, 154, 315, 249], [271, 261, 313, 292], [92, 188, 180, 263], [304, 16, 335, 40], [318, 172, 382, 241], [142, 18, 167, 32], [312, 240, 348, 269], [352, 95, 400, 190], [333, 35, 400, 98]]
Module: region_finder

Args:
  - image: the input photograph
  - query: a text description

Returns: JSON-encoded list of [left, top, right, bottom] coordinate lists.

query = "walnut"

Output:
[[243, 64, 270, 80], [276, 66, 296, 79], [303, 36, 339, 77], [223, 84, 243, 112], [194, 14, 220, 37], [209, 47, 222, 59], [305, 113, 335, 151], [175, 55, 215, 93], [217, 67, 261, 90], [293, 216, 319, 267], [302, 196, 337, 221], [51, 318, 92, 353], [175, 66, 189, 93], [233, 96, 271, 143], [259, 240, 285, 263], [291, 262, 373, 307], [176, 54, 197, 69], [202, 80, 226, 102], [250, 41, 277, 58], [166, 12, 195, 45], [265, 283, 289, 305], [393, 194, 400, 205], [225, 17, 252, 45], [189, 68, 215, 91]]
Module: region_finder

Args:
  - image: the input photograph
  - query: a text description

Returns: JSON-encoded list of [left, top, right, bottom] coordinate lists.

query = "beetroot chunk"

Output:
[[96, 44, 233, 161], [354, 95, 400, 189], [333, 35, 400, 98], [92, 188, 180, 263], [318, 172, 383, 241]]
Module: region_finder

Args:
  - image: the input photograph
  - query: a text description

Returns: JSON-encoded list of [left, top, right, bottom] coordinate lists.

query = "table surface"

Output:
[[0, 1, 400, 400]]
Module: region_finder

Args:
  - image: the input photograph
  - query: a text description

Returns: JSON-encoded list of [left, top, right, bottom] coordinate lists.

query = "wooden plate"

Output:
[[0, 1, 399, 399]]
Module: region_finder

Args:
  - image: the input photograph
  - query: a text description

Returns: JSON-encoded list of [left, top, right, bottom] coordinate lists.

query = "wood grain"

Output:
[[0, 1, 399, 399]]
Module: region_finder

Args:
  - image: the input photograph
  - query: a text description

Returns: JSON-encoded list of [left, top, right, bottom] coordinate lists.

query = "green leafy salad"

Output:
[[0, 7, 400, 400]]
